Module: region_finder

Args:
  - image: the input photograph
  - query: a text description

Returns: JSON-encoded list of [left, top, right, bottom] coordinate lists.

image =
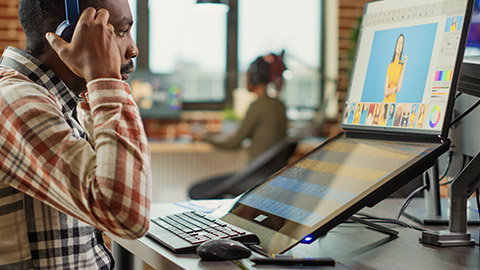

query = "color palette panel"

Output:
[[434, 70, 452, 81]]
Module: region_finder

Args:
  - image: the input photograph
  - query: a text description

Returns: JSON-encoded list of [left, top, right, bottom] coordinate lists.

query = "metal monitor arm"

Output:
[[420, 152, 480, 246]]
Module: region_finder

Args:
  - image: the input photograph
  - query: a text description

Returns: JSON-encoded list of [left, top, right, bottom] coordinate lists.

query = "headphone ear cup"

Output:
[[249, 62, 260, 86], [56, 20, 75, 42], [249, 70, 259, 86]]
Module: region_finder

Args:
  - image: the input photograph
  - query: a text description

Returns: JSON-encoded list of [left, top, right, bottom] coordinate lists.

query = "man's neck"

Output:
[[37, 49, 86, 95]]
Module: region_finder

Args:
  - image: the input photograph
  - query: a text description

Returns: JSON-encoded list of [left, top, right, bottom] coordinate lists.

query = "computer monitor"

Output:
[[209, 0, 475, 254], [342, 0, 473, 138], [128, 71, 182, 119], [465, 0, 480, 55]]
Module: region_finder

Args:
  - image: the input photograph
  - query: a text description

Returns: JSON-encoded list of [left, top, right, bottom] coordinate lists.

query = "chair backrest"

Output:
[[190, 139, 298, 199]]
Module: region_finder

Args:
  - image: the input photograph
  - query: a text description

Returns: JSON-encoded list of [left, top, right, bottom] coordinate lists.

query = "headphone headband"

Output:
[[65, 0, 80, 22], [56, 0, 80, 42]]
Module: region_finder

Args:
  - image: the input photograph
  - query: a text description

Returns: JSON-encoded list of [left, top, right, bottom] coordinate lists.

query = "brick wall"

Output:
[[0, 0, 25, 55], [319, 0, 370, 136]]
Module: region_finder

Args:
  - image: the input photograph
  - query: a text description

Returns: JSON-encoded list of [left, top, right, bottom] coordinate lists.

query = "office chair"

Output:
[[188, 139, 298, 199]]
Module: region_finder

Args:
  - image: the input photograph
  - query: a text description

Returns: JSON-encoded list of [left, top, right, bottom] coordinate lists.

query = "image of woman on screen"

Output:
[[416, 104, 427, 128], [400, 104, 411, 127], [366, 104, 375, 125], [372, 105, 381, 125], [343, 104, 350, 124], [450, 16, 457, 32], [353, 104, 362, 124], [379, 103, 388, 126], [359, 104, 368, 124], [393, 104, 404, 126], [409, 104, 417, 127], [386, 104, 396, 126], [384, 34, 408, 103]]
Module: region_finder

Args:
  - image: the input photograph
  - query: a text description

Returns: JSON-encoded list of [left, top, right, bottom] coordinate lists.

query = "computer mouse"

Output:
[[196, 239, 252, 261]]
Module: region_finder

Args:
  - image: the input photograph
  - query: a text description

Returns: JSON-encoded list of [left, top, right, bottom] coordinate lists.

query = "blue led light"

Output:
[[301, 235, 314, 243]]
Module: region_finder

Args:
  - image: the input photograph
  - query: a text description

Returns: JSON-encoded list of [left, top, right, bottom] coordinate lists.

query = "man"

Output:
[[0, 0, 151, 269]]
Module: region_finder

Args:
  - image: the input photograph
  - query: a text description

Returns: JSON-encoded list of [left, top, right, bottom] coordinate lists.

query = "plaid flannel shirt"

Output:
[[0, 47, 151, 269]]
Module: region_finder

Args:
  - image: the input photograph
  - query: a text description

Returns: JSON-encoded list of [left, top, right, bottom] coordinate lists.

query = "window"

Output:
[[128, 0, 137, 42], [238, 0, 322, 112], [148, 0, 227, 102]]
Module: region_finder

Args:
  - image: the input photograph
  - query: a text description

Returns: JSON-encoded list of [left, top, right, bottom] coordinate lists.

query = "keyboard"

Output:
[[148, 211, 260, 253]]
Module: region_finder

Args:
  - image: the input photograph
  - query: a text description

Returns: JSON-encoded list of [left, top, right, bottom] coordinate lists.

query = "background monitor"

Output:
[[465, 0, 480, 55]]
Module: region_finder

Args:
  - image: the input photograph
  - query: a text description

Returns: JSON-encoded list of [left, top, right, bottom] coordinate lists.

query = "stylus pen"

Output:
[[251, 257, 336, 266]]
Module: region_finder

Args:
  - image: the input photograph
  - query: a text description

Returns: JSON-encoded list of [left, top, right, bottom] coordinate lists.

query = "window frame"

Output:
[[135, 0, 326, 111]]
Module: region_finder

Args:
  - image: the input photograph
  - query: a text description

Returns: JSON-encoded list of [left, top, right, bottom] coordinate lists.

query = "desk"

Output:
[[148, 142, 248, 203], [147, 138, 323, 203], [111, 198, 480, 270]]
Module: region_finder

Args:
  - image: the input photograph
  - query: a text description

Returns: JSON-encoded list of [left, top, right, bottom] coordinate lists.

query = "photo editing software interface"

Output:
[[343, 0, 469, 134]]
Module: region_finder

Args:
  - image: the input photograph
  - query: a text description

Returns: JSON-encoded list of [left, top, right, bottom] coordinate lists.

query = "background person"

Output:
[[204, 53, 288, 161]]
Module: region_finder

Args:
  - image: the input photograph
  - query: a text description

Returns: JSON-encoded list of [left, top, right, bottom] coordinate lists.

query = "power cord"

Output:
[[355, 212, 426, 232], [476, 189, 480, 220], [440, 154, 467, 186], [450, 99, 480, 127], [455, 91, 463, 100], [395, 185, 428, 220], [439, 151, 453, 181]]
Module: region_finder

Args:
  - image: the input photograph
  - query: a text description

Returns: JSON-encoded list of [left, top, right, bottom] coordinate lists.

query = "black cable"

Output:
[[439, 151, 453, 181], [355, 212, 426, 232], [440, 154, 468, 186], [450, 99, 480, 127], [440, 179, 455, 186], [476, 189, 480, 220], [396, 185, 428, 220]]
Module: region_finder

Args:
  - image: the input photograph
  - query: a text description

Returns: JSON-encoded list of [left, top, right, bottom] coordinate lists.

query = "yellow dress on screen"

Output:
[[450, 24, 457, 32], [379, 115, 386, 126], [384, 61, 403, 103], [409, 112, 416, 127]]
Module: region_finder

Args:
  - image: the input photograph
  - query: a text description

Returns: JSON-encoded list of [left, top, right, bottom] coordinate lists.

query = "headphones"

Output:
[[56, 0, 80, 42], [248, 57, 270, 86]]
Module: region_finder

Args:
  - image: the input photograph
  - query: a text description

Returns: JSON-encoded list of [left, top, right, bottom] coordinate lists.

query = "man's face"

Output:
[[102, 0, 138, 81]]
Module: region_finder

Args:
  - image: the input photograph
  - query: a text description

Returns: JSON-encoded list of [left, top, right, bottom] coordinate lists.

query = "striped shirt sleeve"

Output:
[[0, 76, 151, 239]]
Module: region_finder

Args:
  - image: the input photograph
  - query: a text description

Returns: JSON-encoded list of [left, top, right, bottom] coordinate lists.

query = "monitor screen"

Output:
[[342, 0, 473, 136]]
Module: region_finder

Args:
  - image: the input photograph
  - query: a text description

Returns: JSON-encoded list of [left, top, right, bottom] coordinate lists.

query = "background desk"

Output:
[[111, 198, 480, 270], [147, 139, 323, 203], [148, 142, 248, 203]]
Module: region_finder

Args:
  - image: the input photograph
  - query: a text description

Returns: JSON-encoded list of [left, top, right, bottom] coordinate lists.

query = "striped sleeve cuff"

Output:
[[86, 78, 133, 107]]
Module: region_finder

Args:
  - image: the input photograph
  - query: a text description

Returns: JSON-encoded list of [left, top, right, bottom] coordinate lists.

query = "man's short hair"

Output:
[[19, 0, 105, 57]]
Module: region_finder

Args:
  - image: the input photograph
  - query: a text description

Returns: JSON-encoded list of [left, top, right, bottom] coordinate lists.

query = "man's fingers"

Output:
[[79, 7, 96, 23], [95, 9, 110, 25], [45, 32, 69, 54]]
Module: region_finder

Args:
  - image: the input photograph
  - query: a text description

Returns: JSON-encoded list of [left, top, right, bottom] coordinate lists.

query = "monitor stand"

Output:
[[403, 160, 480, 225]]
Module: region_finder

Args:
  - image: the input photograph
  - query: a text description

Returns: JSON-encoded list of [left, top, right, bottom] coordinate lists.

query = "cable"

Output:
[[455, 92, 463, 99], [355, 212, 426, 232], [440, 154, 468, 186], [450, 99, 480, 127], [439, 151, 453, 181], [476, 189, 480, 220], [396, 185, 428, 220]]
